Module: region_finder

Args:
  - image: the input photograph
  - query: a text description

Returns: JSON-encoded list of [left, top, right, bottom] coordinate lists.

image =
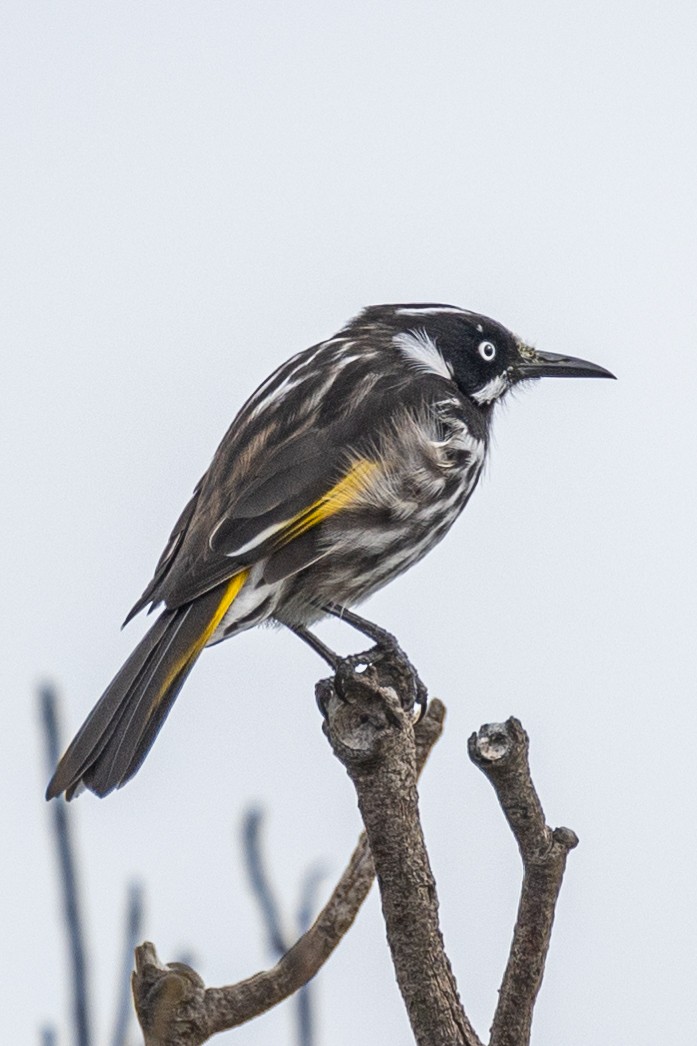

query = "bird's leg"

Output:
[[321, 602, 398, 650], [287, 624, 340, 670], [321, 603, 428, 719], [287, 624, 344, 719]]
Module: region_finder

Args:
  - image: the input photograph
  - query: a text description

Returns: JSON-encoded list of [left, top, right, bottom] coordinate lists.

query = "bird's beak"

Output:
[[515, 344, 616, 381]]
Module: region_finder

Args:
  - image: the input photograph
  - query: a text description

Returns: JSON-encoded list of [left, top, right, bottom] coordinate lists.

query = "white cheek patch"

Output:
[[393, 329, 454, 382], [472, 372, 510, 404]]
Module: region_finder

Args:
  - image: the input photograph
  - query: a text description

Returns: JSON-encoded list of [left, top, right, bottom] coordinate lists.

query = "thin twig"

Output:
[[111, 882, 145, 1046], [468, 718, 579, 1046], [131, 701, 445, 1044], [241, 808, 324, 1046], [296, 863, 327, 936], [241, 809, 287, 955], [294, 862, 326, 1046], [40, 684, 93, 1046]]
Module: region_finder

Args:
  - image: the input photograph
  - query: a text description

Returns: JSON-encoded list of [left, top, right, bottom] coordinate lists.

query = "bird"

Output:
[[46, 303, 614, 800]]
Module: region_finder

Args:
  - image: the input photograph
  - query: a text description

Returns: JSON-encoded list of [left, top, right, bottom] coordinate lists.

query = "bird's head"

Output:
[[367, 304, 615, 406]]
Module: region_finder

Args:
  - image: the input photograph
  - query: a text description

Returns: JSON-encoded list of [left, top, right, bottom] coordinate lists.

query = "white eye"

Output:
[[478, 340, 497, 361]]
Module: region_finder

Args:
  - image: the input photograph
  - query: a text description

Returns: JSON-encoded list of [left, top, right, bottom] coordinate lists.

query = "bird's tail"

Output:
[[46, 571, 248, 800]]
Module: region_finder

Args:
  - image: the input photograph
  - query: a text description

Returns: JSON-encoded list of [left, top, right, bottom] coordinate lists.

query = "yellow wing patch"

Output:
[[277, 458, 379, 546], [152, 461, 377, 711], [157, 569, 249, 704]]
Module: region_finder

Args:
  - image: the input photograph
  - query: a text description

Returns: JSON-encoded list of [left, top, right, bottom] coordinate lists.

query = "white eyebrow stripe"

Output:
[[395, 306, 472, 317], [393, 329, 454, 381]]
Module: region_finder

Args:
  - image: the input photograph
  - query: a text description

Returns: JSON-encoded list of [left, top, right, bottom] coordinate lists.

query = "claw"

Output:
[[315, 677, 336, 719], [307, 604, 429, 721], [414, 679, 428, 723]]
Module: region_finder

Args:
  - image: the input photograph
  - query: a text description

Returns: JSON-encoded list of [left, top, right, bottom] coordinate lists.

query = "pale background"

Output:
[[3, 2, 696, 1043]]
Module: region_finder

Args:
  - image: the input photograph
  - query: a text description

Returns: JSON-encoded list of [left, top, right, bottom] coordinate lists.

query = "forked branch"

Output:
[[132, 699, 445, 1045], [133, 651, 577, 1046]]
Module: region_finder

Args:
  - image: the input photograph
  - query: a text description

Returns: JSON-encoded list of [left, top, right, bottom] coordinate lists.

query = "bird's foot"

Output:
[[315, 630, 428, 723]]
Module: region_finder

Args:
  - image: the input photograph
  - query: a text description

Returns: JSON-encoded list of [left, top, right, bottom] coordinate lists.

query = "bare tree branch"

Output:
[[241, 809, 287, 956], [131, 651, 579, 1046], [294, 968, 313, 1046], [241, 806, 325, 1046], [468, 718, 579, 1046], [296, 862, 327, 935], [40, 684, 93, 1046], [131, 700, 445, 1044], [319, 656, 482, 1046], [294, 861, 326, 1046], [111, 882, 145, 1046]]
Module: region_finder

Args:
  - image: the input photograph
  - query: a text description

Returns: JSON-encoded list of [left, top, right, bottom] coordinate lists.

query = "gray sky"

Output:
[[3, 1, 696, 1043]]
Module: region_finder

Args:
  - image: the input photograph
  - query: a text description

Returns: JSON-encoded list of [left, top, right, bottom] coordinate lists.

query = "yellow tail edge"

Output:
[[157, 570, 249, 704]]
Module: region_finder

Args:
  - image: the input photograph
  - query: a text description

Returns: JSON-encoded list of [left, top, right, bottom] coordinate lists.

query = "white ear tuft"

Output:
[[393, 329, 454, 382]]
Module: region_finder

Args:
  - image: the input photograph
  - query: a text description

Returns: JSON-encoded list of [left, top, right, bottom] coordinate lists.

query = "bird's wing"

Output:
[[124, 482, 203, 623], [126, 340, 409, 614]]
